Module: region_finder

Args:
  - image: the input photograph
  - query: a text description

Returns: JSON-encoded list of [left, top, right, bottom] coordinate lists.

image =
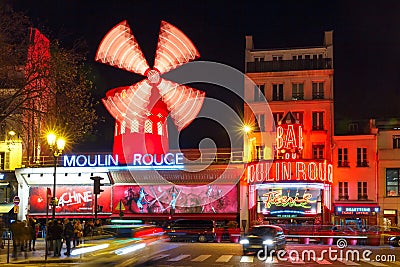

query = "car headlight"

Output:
[[263, 239, 273, 245], [240, 239, 249, 244], [389, 237, 396, 241]]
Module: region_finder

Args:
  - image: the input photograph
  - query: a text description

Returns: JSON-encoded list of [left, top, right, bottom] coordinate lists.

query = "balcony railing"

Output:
[[338, 161, 350, 167], [338, 195, 349, 200], [246, 58, 333, 73], [358, 194, 368, 200], [356, 161, 369, 167], [22, 149, 246, 167]]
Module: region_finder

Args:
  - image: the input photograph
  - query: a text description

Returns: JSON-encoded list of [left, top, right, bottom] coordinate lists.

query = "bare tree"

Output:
[[0, 4, 98, 163]]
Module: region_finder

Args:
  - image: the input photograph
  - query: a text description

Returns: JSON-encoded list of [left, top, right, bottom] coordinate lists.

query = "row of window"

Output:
[[115, 119, 165, 136], [338, 181, 368, 200], [255, 111, 324, 131], [254, 82, 324, 102], [254, 54, 324, 62], [337, 148, 369, 167]]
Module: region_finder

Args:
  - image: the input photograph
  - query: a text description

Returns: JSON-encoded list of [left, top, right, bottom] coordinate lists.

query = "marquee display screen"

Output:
[[257, 186, 321, 217]]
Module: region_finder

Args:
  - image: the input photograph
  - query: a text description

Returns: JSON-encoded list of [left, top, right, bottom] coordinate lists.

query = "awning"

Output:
[[0, 203, 14, 213]]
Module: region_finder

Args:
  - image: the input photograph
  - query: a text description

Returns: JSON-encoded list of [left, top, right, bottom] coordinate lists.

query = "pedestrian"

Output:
[[63, 218, 74, 256], [52, 219, 63, 257], [46, 220, 54, 255], [94, 219, 102, 235], [83, 220, 94, 238], [10, 220, 18, 258], [73, 220, 83, 247], [28, 217, 37, 251]]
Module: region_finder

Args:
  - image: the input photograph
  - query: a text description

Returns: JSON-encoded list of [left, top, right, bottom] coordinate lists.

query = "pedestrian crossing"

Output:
[[149, 253, 400, 266]]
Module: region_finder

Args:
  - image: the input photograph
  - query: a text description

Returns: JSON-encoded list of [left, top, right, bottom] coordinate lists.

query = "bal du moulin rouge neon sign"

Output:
[[247, 124, 333, 183]]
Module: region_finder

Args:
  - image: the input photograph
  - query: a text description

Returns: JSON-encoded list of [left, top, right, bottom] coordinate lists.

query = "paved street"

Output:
[[140, 243, 400, 267], [1, 238, 400, 266]]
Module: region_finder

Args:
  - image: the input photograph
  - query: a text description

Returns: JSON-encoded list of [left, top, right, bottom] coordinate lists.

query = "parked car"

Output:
[[165, 219, 216, 242], [240, 225, 286, 255], [369, 226, 400, 246]]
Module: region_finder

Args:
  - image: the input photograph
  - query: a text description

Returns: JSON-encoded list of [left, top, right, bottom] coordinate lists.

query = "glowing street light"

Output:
[[243, 124, 254, 163], [243, 125, 252, 134], [47, 132, 66, 220]]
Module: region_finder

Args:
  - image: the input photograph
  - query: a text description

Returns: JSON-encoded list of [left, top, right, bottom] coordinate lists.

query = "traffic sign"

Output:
[[13, 205, 19, 213], [13, 196, 20, 206], [115, 201, 125, 211]]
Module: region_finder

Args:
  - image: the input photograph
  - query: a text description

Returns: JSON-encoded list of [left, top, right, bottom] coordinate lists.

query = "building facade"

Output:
[[376, 119, 400, 227], [243, 31, 335, 227], [332, 119, 379, 228]]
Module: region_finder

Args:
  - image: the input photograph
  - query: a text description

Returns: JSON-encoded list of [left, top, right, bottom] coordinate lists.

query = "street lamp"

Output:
[[47, 133, 65, 220], [243, 124, 254, 162]]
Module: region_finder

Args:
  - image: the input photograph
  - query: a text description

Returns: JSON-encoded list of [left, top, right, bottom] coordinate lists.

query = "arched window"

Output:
[[144, 120, 153, 133], [157, 121, 163, 135], [131, 119, 139, 133], [120, 120, 126, 134]]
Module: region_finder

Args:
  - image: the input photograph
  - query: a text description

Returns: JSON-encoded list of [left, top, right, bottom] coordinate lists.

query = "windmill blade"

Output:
[[157, 78, 205, 131], [95, 20, 150, 76], [103, 80, 153, 125], [153, 21, 200, 75]]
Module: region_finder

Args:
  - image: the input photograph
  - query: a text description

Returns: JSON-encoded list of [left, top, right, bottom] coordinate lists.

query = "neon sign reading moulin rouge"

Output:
[[263, 191, 316, 209], [63, 153, 184, 167]]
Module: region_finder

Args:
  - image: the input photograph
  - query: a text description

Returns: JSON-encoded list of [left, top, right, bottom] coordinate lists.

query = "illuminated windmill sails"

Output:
[[96, 20, 205, 163]]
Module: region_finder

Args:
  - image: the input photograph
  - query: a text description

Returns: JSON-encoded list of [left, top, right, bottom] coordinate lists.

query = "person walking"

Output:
[[73, 220, 83, 247], [28, 217, 37, 251], [46, 220, 54, 255], [52, 219, 63, 257], [83, 220, 94, 238], [63, 218, 74, 256]]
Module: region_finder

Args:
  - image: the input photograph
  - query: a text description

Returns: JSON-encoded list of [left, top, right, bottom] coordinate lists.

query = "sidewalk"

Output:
[[0, 238, 80, 265]]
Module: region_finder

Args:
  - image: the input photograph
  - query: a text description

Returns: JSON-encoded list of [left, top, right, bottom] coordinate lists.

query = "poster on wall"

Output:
[[257, 186, 321, 217], [113, 184, 237, 214], [29, 186, 112, 214]]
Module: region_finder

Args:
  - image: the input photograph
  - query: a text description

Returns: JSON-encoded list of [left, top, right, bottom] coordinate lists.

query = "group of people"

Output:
[[9, 217, 103, 258], [46, 218, 102, 257], [9, 217, 38, 258]]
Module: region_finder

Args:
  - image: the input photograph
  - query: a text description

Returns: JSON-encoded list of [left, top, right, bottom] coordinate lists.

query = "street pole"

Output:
[[94, 192, 98, 221], [52, 155, 57, 220], [45, 190, 49, 261]]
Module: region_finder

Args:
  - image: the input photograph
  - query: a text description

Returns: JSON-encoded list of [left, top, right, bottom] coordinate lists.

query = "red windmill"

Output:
[[96, 20, 205, 164]]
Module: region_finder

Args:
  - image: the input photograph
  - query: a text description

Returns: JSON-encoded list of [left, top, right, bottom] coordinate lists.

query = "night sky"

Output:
[[8, 1, 400, 151]]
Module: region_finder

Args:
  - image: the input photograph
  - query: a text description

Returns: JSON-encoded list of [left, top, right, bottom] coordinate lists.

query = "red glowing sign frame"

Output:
[[29, 186, 112, 214]]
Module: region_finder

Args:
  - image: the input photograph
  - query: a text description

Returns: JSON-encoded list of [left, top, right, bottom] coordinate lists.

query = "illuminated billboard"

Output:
[[257, 184, 322, 217], [113, 184, 237, 214], [29, 186, 112, 215]]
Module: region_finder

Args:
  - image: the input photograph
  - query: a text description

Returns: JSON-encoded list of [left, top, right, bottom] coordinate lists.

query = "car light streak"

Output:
[[114, 243, 146, 255], [70, 243, 110, 256]]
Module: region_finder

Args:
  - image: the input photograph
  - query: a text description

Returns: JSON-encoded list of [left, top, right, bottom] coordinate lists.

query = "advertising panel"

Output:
[[257, 185, 321, 217], [113, 184, 237, 214], [29, 186, 112, 215]]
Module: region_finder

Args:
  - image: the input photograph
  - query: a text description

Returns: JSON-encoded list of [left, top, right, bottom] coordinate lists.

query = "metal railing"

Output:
[[246, 58, 333, 72], [21, 149, 246, 167]]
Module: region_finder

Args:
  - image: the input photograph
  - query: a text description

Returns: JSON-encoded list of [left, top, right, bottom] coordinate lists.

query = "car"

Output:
[[165, 219, 216, 242], [378, 226, 400, 246], [240, 225, 286, 256]]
